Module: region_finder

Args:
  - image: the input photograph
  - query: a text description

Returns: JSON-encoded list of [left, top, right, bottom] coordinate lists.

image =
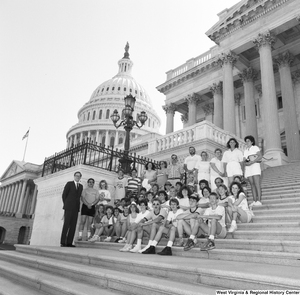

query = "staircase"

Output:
[[0, 162, 300, 294]]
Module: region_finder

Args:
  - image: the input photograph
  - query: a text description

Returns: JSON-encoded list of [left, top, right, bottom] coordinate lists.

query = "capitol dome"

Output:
[[66, 43, 161, 148]]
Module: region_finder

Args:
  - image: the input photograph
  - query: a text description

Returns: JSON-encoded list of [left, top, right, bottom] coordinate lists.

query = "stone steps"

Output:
[[0, 247, 215, 295], [9, 245, 300, 290], [250, 207, 299, 216], [250, 202, 300, 210], [253, 196, 300, 204], [226, 230, 300, 241], [238, 221, 300, 229], [251, 214, 300, 223]]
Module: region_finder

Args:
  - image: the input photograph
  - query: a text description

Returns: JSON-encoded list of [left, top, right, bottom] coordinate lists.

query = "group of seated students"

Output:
[[84, 170, 253, 256]]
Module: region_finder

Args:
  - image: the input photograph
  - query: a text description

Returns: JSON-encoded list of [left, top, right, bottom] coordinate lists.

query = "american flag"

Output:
[[22, 130, 29, 140]]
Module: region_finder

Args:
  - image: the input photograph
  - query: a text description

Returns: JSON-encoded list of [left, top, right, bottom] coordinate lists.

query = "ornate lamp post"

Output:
[[110, 94, 148, 173]]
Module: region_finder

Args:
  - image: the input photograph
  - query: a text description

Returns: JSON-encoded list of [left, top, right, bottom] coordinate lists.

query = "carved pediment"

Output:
[[0, 160, 25, 180]]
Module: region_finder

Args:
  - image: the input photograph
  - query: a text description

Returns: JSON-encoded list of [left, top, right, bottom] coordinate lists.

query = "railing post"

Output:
[[42, 157, 47, 176], [83, 141, 89, 165], [51, 153, 57, 174]]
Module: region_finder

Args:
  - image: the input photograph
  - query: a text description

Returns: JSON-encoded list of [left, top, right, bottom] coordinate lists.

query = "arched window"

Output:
[[106, 109, 110, 119], [148, 118, 151, 127], [83, 114, 86, 121], [92, 110, 96, 120], [102, 136, 106, 145], [99, 110, 102, 119], [118, 137, 123, 144], [110, 137, 115, 147], [87, 112, 90, 121]]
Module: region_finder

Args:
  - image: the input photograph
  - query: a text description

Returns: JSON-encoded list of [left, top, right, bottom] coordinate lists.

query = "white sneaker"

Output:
[[138, 245, 150, 253], [249, 201, 256, 207], [122, 245, 133, 252], [129, 245, 141, 253], [104, 237, 111, 242], [119, 244, 129, 252], [228, 224, 237, 233], [255, 201, 262, 206], [89, 235, 99, 243], [118, 238, 126, 243]]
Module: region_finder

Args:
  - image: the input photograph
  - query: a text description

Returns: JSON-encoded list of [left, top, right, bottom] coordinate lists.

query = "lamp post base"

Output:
[[119, 156, 133, 174]]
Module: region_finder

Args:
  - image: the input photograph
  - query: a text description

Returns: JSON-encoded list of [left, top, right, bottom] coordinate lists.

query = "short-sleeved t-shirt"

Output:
[[114, 177, 128, 200], [178, 197, 190, 210], [134, 210, 150, 224], [167, 209, 184, 227], [101, 215, 114, 225], [222, 149, 243, 163], [144, 208, 168, 221], [127, 177, 141, 193], [244, 145, 260, 160], [98, 189, 111, 205], [204, 206, 225, 227], [184, 155, 201, 170]]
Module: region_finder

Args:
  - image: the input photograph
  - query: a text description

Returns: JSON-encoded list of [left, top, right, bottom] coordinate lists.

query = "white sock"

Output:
[[147, 240, 152, 246], [87, 231, 91, 236], [151, 241, 158, 247], [79, 231, 82, 237], [167, 241, 173, 247], [232, 220, 237, 225], [190, 235, 195, 240], [209, 235, 214, 240], [136, 239, 142, 247]]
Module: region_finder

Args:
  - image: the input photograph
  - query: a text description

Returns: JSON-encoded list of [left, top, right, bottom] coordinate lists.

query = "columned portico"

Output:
[[274, 51, 300, 161], [239, 67, 259, 142], [218, 51, 237, 134], [202, 103, 214, 123], [253, 32, 287, 164], [162, 103, 177, 134], [209, 82, 223, 129], [184, 93, 199, 126], [17, 179, 28, 216], [105, 130, 110, 146]]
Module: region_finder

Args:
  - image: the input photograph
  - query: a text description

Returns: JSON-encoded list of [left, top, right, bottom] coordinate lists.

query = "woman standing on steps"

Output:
[[243, 135, 263, 207]]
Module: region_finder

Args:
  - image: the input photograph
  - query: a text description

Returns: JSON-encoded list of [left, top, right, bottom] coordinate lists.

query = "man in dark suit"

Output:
[[60, 171, 83, 247]]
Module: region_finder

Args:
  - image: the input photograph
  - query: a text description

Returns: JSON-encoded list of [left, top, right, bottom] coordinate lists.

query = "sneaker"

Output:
[[119, 244, 130, 252], [104, 237, 111, 242], [249, 201, 256, 207], [255, 201, 262, 206], [184, 238, 195, 251], [114, 238, 122, 243], [138, 245, 150, 253], [118, 238, 126, 243], [141, 245, 156, 254], [228, 223, 237, 233], [174, 238, 184, 247], [157, 246, 172, 256], [89, 235, 99, 243], [122, 244, 132, 252], [200, 239, 215, 251], [129, 245, 141, 253]]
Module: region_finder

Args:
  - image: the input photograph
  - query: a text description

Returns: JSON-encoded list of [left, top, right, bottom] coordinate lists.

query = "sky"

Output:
[[0, 0, 241, 177]]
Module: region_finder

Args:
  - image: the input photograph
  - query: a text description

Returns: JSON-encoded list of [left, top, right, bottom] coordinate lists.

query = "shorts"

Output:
[[245, 210, 253, 223], [226, 161, 243, 178], [245, 163, 261, 178], [216, 226, 227, 239], [81, 204, 95, 217]]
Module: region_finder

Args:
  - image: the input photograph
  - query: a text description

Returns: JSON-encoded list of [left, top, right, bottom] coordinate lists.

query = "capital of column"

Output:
[[273, 51, 294, 68], [234, 93, 242, 106], [209, 81, 223, 95], [183, 93, 200, 105], [181, 113, 188, 123], [202, 103, 214, 116], [217, 51, 237, 67], [162, 103, 177, 115], [253, 31, 276, 50], [238, 67, 258, 83], [292, 70, 300, 85]]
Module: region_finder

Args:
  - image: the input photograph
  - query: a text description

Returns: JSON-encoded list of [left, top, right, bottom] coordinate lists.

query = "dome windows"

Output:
[[92, 110, 96, 120], [106, 109, 110, 119], [118, 87, 121, 91], [101, 88, 104, 92], [99, 110, 102, 119], [87, 112, 90, 121], [124, 87, 126, 91], [130, 88, 132, 92], [112, 87, 115, 91], [106, 87, 109, 91]]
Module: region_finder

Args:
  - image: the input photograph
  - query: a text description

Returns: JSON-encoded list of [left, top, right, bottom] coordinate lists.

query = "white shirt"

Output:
[[244, 145, 260, 161], [204, 205, 226, 227], [222, 149, 243, 163], [184, 154, 201, 170], [167, 209, 184, 227], [135, 210, 150, 224], [210, 157, 224, 177]]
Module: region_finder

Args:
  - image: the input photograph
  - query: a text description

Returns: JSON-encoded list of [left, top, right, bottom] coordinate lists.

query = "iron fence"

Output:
[[42, 139, 158, 177]]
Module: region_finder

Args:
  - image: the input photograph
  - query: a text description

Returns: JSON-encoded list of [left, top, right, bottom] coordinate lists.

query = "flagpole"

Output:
[[22, 128, 30, 162]]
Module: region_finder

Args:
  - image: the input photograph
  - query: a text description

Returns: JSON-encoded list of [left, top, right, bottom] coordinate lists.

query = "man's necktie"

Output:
[[76, 183, 79, 190]]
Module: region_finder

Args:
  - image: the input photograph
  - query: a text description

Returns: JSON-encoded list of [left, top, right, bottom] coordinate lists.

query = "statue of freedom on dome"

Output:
[[123, 42, 130, 59]]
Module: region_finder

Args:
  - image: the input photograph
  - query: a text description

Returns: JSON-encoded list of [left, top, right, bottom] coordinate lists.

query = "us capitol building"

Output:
[[0, 0, 300, 246]]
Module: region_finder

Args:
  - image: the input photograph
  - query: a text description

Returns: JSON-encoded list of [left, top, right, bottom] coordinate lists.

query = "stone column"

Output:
[[274, 51, 300, 161], [6, 182, 16, 213], [202, 103, 214, 123], [105, 130, 110, 146], [0, 186, 7, 210], [234, 93, 242, 139], [3, 184, 12, 212], [29, 185, 38, 215], [181, 113, 189, 128], [115, 131, 119, 146], [209, 82, 223, 129], [218, 51, 237, 134], [184, 93, 199, 126], [96, 130, 100, 145], [239, 67, 259, 142], [16, 179, 28, 216], [253, 31, 287, 165], [12, 181, 22, 213], [162, 103, 177, 134], [22, 186, 31, 215], [79, 132, 83, 144]]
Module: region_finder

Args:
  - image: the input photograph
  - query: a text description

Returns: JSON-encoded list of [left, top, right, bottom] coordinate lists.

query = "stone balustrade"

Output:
[[148, 120, 246, 154]]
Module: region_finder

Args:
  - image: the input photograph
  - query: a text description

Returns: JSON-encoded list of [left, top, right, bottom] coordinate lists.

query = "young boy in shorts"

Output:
[[197, 192, 227, 250], [142, 198, 183, 256]]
